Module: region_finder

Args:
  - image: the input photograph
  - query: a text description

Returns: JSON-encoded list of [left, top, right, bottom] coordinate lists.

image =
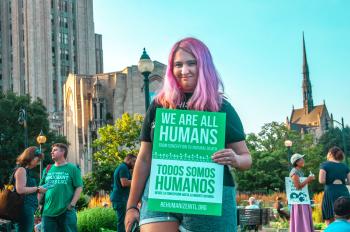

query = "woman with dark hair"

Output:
[[13, 146, 47, 232], [125, 37, 252, 232], [289, 153, 315, 232], [319, 146, 350, 225]]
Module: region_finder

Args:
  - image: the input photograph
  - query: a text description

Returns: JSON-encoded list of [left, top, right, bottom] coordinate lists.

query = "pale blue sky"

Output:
[[93, 0, 350, 133]]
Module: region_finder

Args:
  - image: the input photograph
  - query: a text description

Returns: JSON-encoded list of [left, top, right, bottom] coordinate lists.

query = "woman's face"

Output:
[[296, 158, 305, 167], [172, 49, 198, 93], [28, 157, 40, 169]]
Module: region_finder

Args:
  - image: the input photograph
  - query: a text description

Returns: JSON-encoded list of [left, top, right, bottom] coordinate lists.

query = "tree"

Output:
[[318, 127, 350, 160], [83, 113, 144, 195], [235, 122, 324, 193], [0, 92, 67, 187]]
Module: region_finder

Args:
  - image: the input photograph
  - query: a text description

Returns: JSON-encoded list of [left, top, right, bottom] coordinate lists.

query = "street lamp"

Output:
[[18, 108, 28, 148], [327, 117, 348, 166], [36, 130, 47, 179], [138, 48, 154, 111], [284, 140, 293, 171]]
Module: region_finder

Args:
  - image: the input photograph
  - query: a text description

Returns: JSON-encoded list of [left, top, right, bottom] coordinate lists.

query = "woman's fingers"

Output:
[[211, 149, 239, 167]]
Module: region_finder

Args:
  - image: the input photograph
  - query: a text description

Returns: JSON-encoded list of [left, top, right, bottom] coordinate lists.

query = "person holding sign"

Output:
[[289, 153, 315, 232], [125, 37, 251, 232], [319, 146, 350, 226]]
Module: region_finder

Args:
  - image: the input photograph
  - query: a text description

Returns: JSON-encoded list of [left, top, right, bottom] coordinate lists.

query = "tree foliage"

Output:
[[318, 127, 350, 161], [0, 92, 67, 187], [83, 113, 143, 195], [235, 122, 324, 193]]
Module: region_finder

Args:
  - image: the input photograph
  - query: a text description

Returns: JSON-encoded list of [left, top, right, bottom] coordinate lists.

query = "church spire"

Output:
[[302, 32, 314, 114]]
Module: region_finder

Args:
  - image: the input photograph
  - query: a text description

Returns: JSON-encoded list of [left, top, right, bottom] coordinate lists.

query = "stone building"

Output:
[[0, 0, 101, 130], [286, 34, 333, 139], [63, 61, 165, 174]]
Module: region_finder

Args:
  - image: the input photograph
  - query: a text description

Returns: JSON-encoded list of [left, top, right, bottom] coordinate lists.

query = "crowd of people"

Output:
[[6, 37, 350, 232]]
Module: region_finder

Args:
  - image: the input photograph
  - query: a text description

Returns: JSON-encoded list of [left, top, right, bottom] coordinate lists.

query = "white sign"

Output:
[[285, 177, 311, 205]]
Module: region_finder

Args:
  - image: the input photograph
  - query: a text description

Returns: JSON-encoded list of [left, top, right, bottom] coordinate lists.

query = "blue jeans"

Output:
[[113, 201, 127, 232], [41, 209, 77, 232], [140, 180, 237, 232]]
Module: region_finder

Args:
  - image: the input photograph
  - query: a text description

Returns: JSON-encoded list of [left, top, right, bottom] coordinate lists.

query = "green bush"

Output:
[[100, 229, 117, 232], [76, 193, 90, 211], [77, 207, 116, 232], [314, 222, 326, 230]]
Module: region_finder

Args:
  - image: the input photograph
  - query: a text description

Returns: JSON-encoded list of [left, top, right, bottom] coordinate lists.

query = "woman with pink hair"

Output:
[[125, 37, 252, 232]]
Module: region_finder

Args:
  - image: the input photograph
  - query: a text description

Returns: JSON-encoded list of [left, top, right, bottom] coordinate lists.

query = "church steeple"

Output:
[[302, 32, 314, 114]]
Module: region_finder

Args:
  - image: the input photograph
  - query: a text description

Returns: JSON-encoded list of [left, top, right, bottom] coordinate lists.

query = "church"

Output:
[[286, 34, 333, 139]]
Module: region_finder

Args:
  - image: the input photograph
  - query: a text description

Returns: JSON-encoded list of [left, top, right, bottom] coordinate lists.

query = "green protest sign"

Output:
[[148, 108, 226, 216]]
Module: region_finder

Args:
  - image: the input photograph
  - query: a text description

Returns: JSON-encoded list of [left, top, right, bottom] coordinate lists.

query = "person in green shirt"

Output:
[[39, 143, 83, 232]]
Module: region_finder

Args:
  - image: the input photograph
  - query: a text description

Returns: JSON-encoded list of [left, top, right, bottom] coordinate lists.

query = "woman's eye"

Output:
[[187, 61, 197, 66], [174, 63, 182, 68]]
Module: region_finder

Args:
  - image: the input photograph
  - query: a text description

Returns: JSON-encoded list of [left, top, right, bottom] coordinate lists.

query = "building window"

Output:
[[53, 80, 57, 93], [93, 103, 97, 118], [64, 1, 68, 12], [63, 33, 68, 44], [64, 17, 68, 28]]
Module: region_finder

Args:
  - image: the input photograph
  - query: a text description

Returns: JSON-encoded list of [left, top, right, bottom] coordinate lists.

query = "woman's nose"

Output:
[[181, 65, 189, 75]]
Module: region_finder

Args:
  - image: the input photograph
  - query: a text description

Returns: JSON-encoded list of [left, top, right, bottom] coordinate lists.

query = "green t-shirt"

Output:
[[40, 163, 83, 216]]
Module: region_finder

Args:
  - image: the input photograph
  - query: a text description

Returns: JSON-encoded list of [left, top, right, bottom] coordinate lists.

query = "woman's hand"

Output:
[[212, 148, 240, 168], [307, 175, 315, 183], [38, 186, 47, 194], [125, 208, 140, 232]]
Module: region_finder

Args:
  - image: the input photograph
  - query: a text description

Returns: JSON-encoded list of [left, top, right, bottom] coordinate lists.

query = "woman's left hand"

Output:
[[212, 148, 240, 168]]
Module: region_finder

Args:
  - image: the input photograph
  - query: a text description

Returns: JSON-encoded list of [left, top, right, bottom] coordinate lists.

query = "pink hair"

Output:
[[155, 37, 224, 112]]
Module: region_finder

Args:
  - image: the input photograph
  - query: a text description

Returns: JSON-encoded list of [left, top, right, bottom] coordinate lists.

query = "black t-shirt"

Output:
[[140, 94, 246, 186]]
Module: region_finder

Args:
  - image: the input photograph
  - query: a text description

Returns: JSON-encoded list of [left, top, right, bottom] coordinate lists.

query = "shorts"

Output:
[[139, 180, 237, 232]]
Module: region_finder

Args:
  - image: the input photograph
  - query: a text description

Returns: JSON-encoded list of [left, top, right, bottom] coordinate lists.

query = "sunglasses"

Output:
[[34, 148, 43, 157]]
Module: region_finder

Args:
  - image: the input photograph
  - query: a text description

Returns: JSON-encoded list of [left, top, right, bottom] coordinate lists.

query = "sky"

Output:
[[93, 0, 350, 134]]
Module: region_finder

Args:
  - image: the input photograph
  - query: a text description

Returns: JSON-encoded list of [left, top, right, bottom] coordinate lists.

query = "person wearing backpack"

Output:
[[39, 143, 83, 232]]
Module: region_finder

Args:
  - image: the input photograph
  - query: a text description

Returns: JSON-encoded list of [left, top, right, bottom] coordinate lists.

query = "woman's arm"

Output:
[[212, 141, 252, 170], [125, 142, 152, 231], [291, 174, 314, 190], [14, 167, 37, 194], [347, 172, 350, 185], [318, 169, 326, 184]]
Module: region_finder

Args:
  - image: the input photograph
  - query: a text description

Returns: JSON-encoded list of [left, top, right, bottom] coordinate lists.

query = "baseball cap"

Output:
[[290, 153, 304, 165]]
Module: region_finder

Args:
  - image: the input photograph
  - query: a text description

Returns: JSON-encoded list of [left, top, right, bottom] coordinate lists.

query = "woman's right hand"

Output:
[[125, 208, 140, 232], [307, 175, 315, 183]]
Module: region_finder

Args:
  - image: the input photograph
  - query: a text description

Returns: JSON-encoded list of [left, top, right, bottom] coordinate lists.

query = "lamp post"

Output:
[[138, 48, 154, 112], [18, 108, 28, 148], [284, 140, 293, 171], [36, 130, 47, 179], [328, 117, 348, 166]]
